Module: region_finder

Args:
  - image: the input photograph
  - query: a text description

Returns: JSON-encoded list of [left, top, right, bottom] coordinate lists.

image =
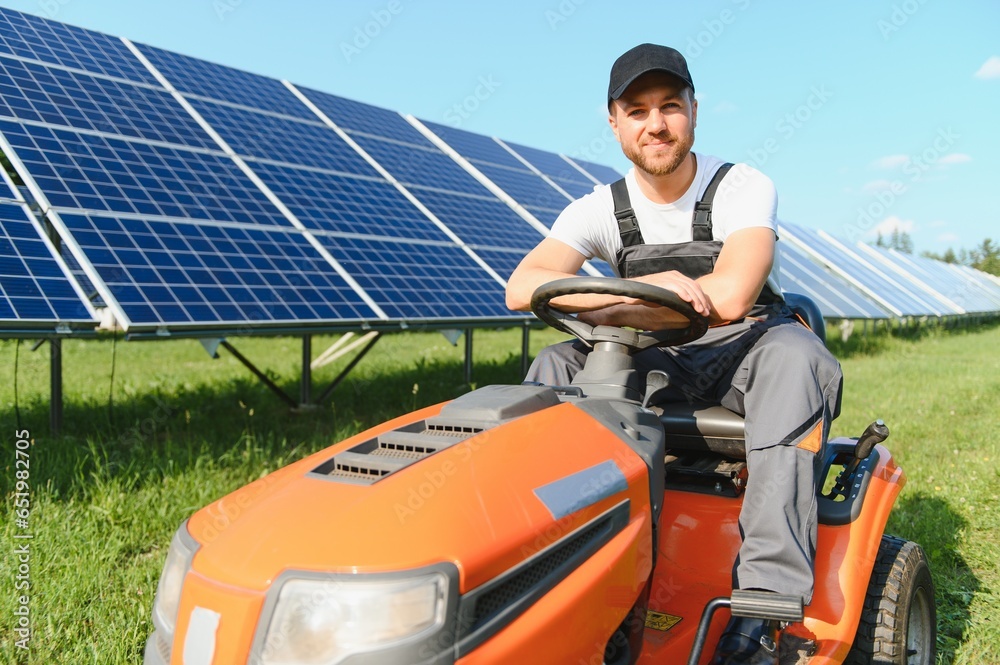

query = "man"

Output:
[[505, 44, 842, 664]]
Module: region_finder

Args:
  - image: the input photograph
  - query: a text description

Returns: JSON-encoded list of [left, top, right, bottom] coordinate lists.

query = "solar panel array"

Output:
[[0, 168, 96, 331], [0, 6, 997, 337]]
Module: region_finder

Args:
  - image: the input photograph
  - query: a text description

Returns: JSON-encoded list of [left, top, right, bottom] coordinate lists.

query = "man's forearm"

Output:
[[579, 302, 695, 330]]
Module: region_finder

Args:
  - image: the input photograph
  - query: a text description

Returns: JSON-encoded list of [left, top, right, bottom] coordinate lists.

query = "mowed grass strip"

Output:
[[0, 323, 997, 663]]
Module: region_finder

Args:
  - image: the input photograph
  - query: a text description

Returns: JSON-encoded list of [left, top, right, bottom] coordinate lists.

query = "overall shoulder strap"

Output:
[[611, 178, 645, 248], [692, 162, 734, 241]]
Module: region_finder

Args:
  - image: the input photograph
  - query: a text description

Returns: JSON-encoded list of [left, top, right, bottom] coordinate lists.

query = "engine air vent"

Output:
[[310, 420, 480, 485]]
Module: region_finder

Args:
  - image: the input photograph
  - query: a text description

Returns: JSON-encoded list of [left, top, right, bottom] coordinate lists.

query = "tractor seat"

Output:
[[650, 293, 827, 461], [654, 402, 747, 459]]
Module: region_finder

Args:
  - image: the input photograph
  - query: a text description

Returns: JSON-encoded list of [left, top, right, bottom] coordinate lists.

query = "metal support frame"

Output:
[[464, 329, 473, 385], [315, 333, 381, 404], [220, 334, 382, 409], [50, 337, 62, 435], [221, 340, 299, 409], [300, 335, 312, 407]]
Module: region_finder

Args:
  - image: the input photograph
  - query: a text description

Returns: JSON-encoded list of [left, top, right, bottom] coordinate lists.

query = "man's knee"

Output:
[[756, 324, 840, 383], [525, 341, 587, 385]]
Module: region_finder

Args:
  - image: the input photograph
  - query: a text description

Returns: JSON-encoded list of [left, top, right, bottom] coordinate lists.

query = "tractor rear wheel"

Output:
[[845, 534, 936, 664]]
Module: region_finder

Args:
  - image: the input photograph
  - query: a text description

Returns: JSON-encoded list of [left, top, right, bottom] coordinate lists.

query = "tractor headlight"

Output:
[[152, 522, 199, 637], [256, 570, 450, 665]]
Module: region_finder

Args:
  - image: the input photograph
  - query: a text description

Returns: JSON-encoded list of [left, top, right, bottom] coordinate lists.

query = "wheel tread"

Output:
[[844, 534, 936, 664]]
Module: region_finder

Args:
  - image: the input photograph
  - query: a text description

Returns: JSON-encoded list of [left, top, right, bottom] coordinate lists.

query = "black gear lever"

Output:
[[830, 419, 889, 499], [642, 370, 672, 408]]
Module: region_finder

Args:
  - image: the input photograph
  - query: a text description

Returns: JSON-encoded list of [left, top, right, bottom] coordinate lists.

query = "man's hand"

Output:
[[630, 270, 712, 318]]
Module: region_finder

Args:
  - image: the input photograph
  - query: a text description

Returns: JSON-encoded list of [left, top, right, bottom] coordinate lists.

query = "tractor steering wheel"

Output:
[[530, 277, 709, 352]]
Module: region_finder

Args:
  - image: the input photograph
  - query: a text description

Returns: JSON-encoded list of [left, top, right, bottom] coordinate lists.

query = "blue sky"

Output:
[[3, 0, 997, 254]]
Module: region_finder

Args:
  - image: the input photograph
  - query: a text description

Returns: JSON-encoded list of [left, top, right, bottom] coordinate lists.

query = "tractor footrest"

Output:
[[664, 452, 747, 497], [730, 590, 804, 622]]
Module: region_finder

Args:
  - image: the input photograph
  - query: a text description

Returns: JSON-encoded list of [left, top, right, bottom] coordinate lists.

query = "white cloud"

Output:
[[974, 56, 1000, 80], [713, 100, 738, 114], [936, 232, 960, 243], [927, 220, 947, 228], [872, 154, 908, 169], [938, 153, 971, 165], [862, 179, 895, 193], [866, 215, 915, 238]]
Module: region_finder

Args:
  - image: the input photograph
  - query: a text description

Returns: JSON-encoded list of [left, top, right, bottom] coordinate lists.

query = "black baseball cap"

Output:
[[608, 43, 694, 103]]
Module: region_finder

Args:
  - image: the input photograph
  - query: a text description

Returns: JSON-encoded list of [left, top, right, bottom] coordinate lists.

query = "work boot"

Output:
[[777, 630, 817, 665], [709, 616, 779, 665]]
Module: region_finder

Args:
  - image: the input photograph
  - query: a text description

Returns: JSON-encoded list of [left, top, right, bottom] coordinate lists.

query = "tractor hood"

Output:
[[185, 385, 654, 595]]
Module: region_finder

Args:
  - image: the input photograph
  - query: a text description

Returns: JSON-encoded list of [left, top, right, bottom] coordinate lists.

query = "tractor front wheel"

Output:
[[846, 534, 936, 664]]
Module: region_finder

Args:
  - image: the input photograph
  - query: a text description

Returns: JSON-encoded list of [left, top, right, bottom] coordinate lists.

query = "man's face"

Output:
[[609, 72, 697, 177]]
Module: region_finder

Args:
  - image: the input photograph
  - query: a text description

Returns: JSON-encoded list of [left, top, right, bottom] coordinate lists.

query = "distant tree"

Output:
[[922, 247, 957, 263], [970, 238, 1000, 276], [873, 229, 913, 253], [898, 232, 914, 254]]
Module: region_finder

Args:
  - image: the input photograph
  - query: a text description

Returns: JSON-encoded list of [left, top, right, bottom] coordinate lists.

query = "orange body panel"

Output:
[[167, 392, 906, 665], [172, 402, 656, 662], [458, 513, 652, 665], [639, 444, 904, 664]]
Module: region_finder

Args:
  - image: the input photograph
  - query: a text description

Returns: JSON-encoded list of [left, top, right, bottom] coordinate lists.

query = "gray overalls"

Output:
[[526, 164, 843, 603]]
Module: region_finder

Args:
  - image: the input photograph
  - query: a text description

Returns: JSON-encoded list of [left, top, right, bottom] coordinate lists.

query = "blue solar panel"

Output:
[[0, 202, 94, 325], [251, 161, 453, 242], [134, 43, 315, 120], [277, 89, 551, 255], [0, 55, 216, 149], [296, 86, 426, 142], [58, 213, 376, 327], [0, 171, 14, 200], [526, 207, 559, 228], [190, 98, 378, 177], [350, 132, 494, 194], [315, 235, 515, 320], [0, 8, 156, 85], [404, 188, 543, 252], [470, 248, 530, 282], [473, 162, 570, 211], [502, 140, 593, 184], [546, 177, 597, 200], [0, 120, 290, 226], [568, 157, 623, 184], [781, 222, 940, 317], [420, 120, 527, 171], [419, 120, 573, 227], [777, 237, 888, 319], [948, 264, 1000, 311], [857, 245, 973, 314]]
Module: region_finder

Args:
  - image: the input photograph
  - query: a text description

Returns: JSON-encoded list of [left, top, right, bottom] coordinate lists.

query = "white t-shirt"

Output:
[[550, 153, 783, 294]]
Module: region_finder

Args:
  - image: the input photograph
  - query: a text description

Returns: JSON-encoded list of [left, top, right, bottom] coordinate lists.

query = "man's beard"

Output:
[[622, 128, 695, 177]]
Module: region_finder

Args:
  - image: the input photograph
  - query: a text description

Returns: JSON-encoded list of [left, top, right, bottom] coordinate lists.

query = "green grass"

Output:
[[0, 324, 997, 663]]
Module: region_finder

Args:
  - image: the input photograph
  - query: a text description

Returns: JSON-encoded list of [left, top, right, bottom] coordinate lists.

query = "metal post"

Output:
[[301, 335, 312, 407], [50, 338, 62, 435], [521, 325, 530, 378], [464, 329, 473, 385]]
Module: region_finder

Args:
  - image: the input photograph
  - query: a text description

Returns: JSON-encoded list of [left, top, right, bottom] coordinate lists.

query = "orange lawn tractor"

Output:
[[143, 277, 936, 665]]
